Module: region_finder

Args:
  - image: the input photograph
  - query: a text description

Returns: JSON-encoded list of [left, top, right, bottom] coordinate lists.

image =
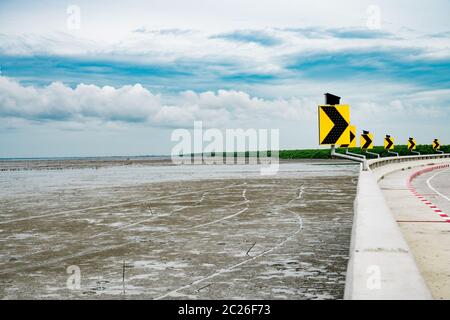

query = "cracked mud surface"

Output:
[[0, 161, 358, 299]]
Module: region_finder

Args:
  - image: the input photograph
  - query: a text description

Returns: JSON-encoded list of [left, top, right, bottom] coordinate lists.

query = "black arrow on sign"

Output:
[[362, 133, 372, 149], [408, 138, 416, 150], [385, 135, 393, 150], [340, 129, 355, 148], [433, 139, 440, 150], [321, 106, 349, 144]]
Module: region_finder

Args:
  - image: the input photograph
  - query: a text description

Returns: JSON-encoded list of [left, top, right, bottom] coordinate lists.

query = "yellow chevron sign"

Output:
[[318, 105, 350, 145], [408, 138, 417, 150], [360, 131, 374, 150], [340, 125, 356, 148], [384, 135, 394, 150], [432, 139, 441, 150]]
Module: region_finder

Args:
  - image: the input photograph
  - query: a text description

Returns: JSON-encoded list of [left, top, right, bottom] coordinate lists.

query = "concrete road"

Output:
[[379, 166, 450, 299], [413, 167, 450, 221]]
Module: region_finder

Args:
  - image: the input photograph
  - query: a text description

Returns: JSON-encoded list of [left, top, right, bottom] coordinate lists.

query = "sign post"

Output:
[[408, 137, 420, 155], [433, 139, 444, 154], [384, 135, 399, 157], [361, 130, 379, 158], [318, 93, 368, 170], [341, 125, 365, 159]]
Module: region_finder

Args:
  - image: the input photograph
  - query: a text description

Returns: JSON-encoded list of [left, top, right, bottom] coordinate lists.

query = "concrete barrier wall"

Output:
[[344, 154, 450, 300], [369, 155, 450, 182], [369, 153, 450, 170]]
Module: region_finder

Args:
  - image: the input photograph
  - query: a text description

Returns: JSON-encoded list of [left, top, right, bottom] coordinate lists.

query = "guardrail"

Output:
[[368, 153, 450, 170]]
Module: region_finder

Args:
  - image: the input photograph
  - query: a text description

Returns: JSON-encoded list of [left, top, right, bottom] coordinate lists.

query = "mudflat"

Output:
[[0, 160, 358, 299]]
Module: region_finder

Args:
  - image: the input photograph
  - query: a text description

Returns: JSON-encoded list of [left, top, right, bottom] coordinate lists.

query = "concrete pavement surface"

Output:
[[379, 166, 450, 299]]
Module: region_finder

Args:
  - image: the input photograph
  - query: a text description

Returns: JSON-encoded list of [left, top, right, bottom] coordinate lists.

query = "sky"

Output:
[[0, 0, 449, 157]]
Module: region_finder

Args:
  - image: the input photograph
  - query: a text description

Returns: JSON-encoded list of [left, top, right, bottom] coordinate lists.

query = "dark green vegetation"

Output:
[[189, 145, 449, 160], [278, 149, 331, 159], [279, 145, 450, 159]]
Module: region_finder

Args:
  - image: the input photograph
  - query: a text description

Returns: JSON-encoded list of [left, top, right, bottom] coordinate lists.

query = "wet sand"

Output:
[[0, 160, 358, 299]]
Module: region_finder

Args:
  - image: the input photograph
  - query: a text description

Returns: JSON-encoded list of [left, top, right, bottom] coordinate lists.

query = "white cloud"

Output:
[[0, 76, 313, 128], [0, 77, 161, 123], [2, 75, 447, 131]]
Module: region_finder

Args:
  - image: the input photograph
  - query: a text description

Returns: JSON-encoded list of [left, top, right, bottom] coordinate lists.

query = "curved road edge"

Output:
[[344, 154, 450, 300]]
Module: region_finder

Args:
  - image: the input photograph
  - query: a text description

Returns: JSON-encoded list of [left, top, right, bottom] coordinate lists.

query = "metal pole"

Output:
[[387, 151, 399, 157], [326, 94, 368, 170], [331, 144, 336, 155], [411, 150, 420, 155], [331, 145, 368, 170], [346, 148, 366, 159]]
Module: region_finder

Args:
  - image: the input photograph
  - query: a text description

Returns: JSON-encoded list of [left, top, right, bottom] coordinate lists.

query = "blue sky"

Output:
[[0, 0, 449, 157]]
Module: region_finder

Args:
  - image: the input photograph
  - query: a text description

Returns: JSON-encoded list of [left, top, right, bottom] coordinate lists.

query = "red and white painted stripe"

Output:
[[407, 163, 450, 223]]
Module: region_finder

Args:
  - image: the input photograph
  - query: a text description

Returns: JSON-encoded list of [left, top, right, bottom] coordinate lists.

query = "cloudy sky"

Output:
[[0, 0, 449, 157]]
